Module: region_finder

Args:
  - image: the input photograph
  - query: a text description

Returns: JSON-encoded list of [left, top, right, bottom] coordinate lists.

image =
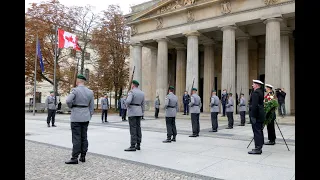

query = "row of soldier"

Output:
[[44, 74, 277, 164]]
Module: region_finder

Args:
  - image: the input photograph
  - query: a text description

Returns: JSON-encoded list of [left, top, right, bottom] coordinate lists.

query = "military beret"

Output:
[[192, 88, 197, 91], [229, 93, 233, 95], [77, 74, 86, 81], [169, 86, 174, 90], [240, 93, 244, 95], [212, 90, 216, 92], [132, 80, 139, 86], [50, 90, 54, 93]]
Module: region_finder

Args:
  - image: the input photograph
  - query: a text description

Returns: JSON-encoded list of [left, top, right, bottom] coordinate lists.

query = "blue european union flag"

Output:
[[37, 39, 45, 72]]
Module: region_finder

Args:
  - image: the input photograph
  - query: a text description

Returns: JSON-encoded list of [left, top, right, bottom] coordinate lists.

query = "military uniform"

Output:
[[248, 80, 265, 155], [226, 94, 234, 129], [188, 88, 202, 137], [154, 96, 160, 118], [45, 91, 57, 127], [221, 91, 227, 116], [163, 86, 178, 143], [101, 96, 109, 122], [121, 96, 127, 121], [264, 84, 276, 145], [65, 74, 94, 164], [239, 95, 246, 126], [183, 93, 190, 115], [124, 80, 145, 151], [210, 90, 220, 132]]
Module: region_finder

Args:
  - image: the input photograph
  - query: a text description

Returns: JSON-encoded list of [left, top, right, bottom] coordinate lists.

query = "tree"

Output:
[[91, 5, 130, 107], [25, 0, 78, 94]]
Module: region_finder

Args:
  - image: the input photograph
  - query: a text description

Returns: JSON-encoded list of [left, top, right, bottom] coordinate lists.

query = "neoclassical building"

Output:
[[125, 0, 295, 114]]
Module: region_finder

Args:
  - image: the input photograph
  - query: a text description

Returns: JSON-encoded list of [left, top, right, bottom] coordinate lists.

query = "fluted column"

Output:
[[156, 38, 168, 109], [150, 47, 158, 108], [131, 43, 143, 89], [175, 47, 186, 112], [185, 31, 200, 93], [221, 26, 236, 113], [281, 30, 291, 115], [203, 43, 215, 113], [236, 36, 249, 112], [264, 18, 282, 89]]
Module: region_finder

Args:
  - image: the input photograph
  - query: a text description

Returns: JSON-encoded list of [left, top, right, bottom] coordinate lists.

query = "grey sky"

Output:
[[25, 0, 151, 14]]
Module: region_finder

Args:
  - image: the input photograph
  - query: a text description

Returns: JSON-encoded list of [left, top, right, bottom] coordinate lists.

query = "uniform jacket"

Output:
[[125, 87, 145, 117], [45, 96, 57, 110], [189, 93, 202, 114], [183, 94, 190, 104], [66, 84, 94, 122], [154, 98, 160, 109], [249, 88, 265, 122], [210, 95, 220, 112], [226, 98, 234, 112], [165, 92, 178, 117], [221, 92, 227, 104], [121, 97, 127, 109], [239, 97, 246, 112], [101, 98, 109, 110]]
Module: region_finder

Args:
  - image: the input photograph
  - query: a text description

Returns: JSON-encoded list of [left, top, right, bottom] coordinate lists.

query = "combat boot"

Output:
[[124, 146, 136, 151], [136, 143, 141, 150], [65, 158, 78, 164]]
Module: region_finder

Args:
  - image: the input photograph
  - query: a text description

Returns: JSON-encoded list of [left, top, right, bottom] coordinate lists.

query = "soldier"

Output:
[[209, 90, 220, 132], [264, 84, 276, 145], [225, 93, 234, 129], [45, 90, 57, 127], [163, 86, 178, 143], [238, 93, 246, 126], [183, 91, 190, 115], [124, 80, 145, 151], [221, 89, 227, 117], [248, 80, 265, 155], [154, 95, 160, 118], [188, 88, 202, 137], [65, 74, 94, 164], [101, 93, 109, 123], [121, 95, 127, 121]]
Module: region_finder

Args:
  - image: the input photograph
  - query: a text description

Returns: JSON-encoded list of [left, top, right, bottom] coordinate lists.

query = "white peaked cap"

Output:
[[252, 79, 264, 85], [265, 84, 273, 88]]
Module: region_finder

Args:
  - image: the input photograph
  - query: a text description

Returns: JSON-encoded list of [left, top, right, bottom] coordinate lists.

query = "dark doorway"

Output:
[[199, 78, 203, 112], [214, 77, 218, 91], [259, 74, 265, 83]]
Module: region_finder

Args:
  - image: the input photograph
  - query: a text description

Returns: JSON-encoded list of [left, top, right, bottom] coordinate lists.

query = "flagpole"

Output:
[[33, 35, 38, 116], [53, 25, 58, 105]]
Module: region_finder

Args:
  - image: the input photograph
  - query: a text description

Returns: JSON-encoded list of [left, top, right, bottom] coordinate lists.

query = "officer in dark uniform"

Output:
[[124, 80, 145, 151], [264, 84, 276, 145], [248, 80, 265, 155], [45, 90, 57, 127], [163, 86, 178, 143], [221, 89, 227, 117], [65, 74, 94, 164], [188, 88, 202, 137], [183, 91, 190, 115]]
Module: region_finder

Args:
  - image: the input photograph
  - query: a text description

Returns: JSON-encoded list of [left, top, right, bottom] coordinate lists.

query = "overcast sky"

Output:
[[25, 0, 151, 14]]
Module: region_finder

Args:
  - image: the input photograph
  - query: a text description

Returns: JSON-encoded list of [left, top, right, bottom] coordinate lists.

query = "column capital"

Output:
[[130, 42, 143, 47], [221, 25, 237, 31], [184, 31, 200, 37], [236, 36, 250, 41], [175, 46, 186, 51], [155, 37, 169, 42], [263, 17, 283, 24]]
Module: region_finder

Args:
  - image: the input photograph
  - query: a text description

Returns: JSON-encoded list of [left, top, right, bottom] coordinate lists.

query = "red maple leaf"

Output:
[[65, 36, 74, 43]]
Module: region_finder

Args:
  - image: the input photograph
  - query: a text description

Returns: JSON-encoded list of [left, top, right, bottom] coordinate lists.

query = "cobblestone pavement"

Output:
[[25, 140, 217, 180]]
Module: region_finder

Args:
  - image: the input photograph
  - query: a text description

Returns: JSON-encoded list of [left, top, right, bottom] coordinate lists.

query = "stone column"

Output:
[[236, 37, 249, 112], [264, 18, 282, 89], [150, 47, 158, 108], [131, 43, 143, 89], [185, 31, 200, 93], [280, 30, 291, 115], [203, 43, 215, 113], [221, 26, 236, 113], [156, 38, 168, 109], [175, 47, 186, 112]]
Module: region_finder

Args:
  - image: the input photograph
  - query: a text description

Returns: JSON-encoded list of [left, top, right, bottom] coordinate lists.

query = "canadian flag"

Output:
[[58, 29, 80, 51]]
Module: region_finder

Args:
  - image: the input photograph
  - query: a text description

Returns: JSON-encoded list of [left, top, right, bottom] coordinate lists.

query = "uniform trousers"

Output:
[[267, 120, 276, 142], [155, 108, 159, 118], [210, 112, 218, 130], [129, 116, 142, 147], [240, 111, 246, 125], [47, 109, 56, 125], [251, 120, 264, 150], [226, 112, 234, 128], [191, 113, 200, 135], [183, 103, 189, 114], [101, 109, 108, 121], [165, 117, 177, 139], [71, 121, 89, 158], [122, 109, 127, 120]]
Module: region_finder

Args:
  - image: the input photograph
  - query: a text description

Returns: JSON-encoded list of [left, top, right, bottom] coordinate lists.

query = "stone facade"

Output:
[[125, 0, 295, 114]]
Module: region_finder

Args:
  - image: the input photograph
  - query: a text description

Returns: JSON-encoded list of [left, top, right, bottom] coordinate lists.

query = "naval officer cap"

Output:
[[77, 74, 87, 81], [132, 80, 139, 86], [252, 79, 264, 85], [192, 88, 197, 91], [265, 84, 273, 89], [169, 86, 175, 90]]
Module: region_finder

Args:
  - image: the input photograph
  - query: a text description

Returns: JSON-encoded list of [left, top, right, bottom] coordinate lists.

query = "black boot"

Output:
[[65, 158, 78, 164], [264, 141, 276, 145], [171, 136, 176, 142], [52, 124, 56, 127], [47, 124, 50, 127], [162, 139, 171, 143], [136, 144, 140, 150], [189, 134, 197, 137], [248, 148, 262, 155], [79, 154, 86, 162], [125, 146, 136, 151], [209, 130, 217, 132]]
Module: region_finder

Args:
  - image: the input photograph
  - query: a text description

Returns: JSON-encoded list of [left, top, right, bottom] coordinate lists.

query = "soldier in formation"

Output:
[[225, 93, 234, 129], [65, 74, 94, 164], [124, 80, 145, 152], [162, 86, 178, 143], [209, 90, 219, 132], [189, 88, 202, 137], [101, 93, 109, 123], [45, 90, 57, 127], [238, 93, 246, 126], [221, 89, 227, 117], [154, 95, 160, 118]]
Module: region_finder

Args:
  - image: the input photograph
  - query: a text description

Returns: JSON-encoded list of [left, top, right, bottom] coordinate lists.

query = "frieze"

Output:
[[156, 0, 197, 15], [264, 0, 279, 5], [155, 17, 163, 29], [130, 25, 137, 35], [187, 10, 195, 22], [221, 0, 231, 14]]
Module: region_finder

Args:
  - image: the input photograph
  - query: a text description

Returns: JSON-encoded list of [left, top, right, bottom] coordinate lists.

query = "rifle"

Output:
[[126, 66, 135, 97], [226, 85, 232, 101], [189, 78, 195, 102], [238, 86, 242, 104]]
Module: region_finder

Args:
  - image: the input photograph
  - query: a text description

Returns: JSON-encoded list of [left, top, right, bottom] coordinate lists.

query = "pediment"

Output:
[[131, 0, 205, 22]]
